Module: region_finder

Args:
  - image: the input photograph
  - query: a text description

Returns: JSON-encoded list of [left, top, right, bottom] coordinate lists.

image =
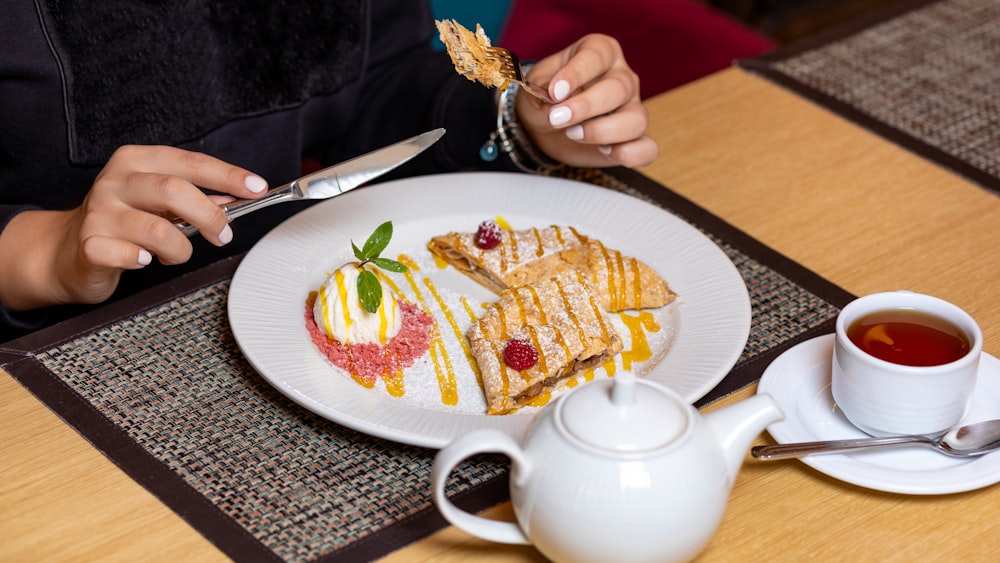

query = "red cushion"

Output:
[[499, 0, 774, 98]]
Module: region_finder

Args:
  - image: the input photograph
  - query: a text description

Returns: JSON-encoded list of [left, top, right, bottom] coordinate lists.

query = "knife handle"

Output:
[[172, 184, 294, 237]]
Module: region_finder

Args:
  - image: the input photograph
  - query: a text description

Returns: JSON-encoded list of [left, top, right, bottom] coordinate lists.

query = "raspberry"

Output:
[[474, 220, 502, 249], [503, 338, 538, 371]]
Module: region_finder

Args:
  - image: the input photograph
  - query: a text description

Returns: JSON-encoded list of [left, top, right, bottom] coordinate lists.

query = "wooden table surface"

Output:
[[4, 67, 1000, 561]]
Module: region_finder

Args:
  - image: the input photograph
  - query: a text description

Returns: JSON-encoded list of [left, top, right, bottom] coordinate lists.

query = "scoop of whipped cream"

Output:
[[313, 262, 402, 345]]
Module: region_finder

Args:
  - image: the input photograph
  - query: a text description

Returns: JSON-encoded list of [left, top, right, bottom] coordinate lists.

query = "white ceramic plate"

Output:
[[757, 334, 1000, 494], [229, 172, 750, 448]]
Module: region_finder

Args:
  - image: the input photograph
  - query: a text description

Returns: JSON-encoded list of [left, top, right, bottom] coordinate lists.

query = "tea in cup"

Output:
[[831, 291, 982, 437]]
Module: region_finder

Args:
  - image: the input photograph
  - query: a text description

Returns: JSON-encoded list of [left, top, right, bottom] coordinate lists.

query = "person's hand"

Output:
[[515, 34, 658, 168], [0, 145, 267, 311]]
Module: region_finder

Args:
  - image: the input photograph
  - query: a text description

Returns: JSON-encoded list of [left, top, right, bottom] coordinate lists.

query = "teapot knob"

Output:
[[611, 371, 637, 406], [561, 371, 688, 452]]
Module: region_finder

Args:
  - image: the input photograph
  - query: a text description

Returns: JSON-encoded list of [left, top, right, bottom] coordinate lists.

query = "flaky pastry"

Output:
[[467, 270, 623, 414], [429, 225, 676, 312], [435, 19, 508, 89]]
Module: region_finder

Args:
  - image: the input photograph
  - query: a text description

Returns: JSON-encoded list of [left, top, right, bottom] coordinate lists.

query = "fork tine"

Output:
[[486, 47, 553, 103], [484, 46, 523, 82]]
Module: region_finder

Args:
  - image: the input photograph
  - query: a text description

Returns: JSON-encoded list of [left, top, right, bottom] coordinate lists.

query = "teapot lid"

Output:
[[559, 371, 688, 452]]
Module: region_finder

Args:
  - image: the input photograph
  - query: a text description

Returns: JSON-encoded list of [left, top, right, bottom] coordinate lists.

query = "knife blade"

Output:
[[173, 128, 445, 236]]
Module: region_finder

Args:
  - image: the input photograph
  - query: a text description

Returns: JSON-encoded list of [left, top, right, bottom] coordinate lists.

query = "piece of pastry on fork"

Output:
[[435, 18, 553, 102]]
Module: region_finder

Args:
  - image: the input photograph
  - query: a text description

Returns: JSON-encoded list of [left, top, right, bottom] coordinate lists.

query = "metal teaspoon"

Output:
[[751, 418, 1000, 460]]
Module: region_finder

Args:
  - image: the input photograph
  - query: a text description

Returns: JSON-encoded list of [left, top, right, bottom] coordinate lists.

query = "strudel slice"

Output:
[[467, 269, 623, 414], [428, 224, 589, 294], [429, 224, 675, 312], [550, 239, 676, 312]]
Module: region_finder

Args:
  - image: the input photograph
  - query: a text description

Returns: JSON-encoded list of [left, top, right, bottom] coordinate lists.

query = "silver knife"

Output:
[[173, 128, 445, 236]]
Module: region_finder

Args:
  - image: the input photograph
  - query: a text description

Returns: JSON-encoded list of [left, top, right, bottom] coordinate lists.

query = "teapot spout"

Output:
[[704, 393, 784, 480]]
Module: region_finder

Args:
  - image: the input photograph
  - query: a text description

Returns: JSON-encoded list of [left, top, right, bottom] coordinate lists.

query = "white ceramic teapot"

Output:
[[431, 371, 783, 563]]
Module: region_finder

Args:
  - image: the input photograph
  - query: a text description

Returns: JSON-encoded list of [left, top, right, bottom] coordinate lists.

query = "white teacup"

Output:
[[831, 291, 982, 437]]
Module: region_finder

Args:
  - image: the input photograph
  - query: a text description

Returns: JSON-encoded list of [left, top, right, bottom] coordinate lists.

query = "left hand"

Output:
[[515, 34, 659, 168]]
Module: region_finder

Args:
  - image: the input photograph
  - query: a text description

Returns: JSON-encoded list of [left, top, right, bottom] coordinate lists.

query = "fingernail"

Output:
[[566, 125, 584, 141], [598, 145, 613, 156], [218, 224, 233, 245], [138, 249, 152, 266], [549, 106, 572, 127], [245, 175, 267, 193], [553, 80, 571, 101]]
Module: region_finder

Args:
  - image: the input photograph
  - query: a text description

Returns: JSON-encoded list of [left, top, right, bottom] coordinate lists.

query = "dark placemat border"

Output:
[[1, 168, 854, 561], [1, 255, 511, 563], [736, 0, 1000, 197]]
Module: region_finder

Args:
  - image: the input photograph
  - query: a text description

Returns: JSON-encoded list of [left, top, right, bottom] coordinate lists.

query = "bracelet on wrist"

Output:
[[479, 69, 564, 174]]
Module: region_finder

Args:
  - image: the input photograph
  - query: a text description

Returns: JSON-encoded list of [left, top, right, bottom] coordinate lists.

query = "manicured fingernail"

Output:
[[218, 224, 233, 245], [566, 125, 584, 141], [245, 175, 267, 193], [138, 249, 152, 266], [549, 106, 572, 127], [553, 80, 571, 101], [598, 145, 613, 156]]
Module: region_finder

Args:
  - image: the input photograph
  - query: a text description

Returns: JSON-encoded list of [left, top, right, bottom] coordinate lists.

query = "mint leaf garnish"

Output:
[[359, 221, 393, 261], [352, 221, 408, 313], [372, 257, 407, 273], [357, 270, 382, 314]]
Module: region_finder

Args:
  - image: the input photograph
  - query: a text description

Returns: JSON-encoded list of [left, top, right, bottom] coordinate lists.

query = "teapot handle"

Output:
[[432, 429, 532, 545]]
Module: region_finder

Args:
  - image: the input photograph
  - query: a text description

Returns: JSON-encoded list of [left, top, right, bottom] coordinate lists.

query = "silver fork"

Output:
[[482, 46, 554, 103]]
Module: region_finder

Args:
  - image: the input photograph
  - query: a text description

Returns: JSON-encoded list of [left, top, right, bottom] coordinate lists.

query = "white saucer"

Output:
[[756, 334, 1000, 495]]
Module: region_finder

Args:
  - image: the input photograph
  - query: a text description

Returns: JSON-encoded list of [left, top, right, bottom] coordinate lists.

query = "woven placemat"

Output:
[[2, 168, 853, 561], [739, 0, 1000, 196]]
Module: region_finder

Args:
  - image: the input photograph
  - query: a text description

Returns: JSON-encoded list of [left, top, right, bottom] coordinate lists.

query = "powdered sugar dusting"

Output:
[[306, 228, 678, 416]]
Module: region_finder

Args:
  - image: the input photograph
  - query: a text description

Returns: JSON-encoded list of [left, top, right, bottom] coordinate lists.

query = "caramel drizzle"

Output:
[[495, 303, 510, 340], [396, 253, 459, 405], [592, 240, 623, 312], [372, 269, 396, 345], [613, 247, 627, 312], [429, 333, 458, 406], [619, 310, 660, 370], [317, 280, 333, 339], [630, 257, 642, 309], [460, 296, 479, 323], [531, 227, 544, 257], [513, 288, 529, 329], [431, 250, 449, 269], [424, 276, 480, 387], [525, 325, 549, 379], [328, 268, 353, 342], [524, 285, 571, 361], [573, 268, 614, 344], [503, 229, 520, 272], [379, 259, 407, 296], [381, 346, 406, 397], [566, 226, 588, 244], [349, 374, 375, 388], [344, 345, 373, 388], [555, 279, 588, 348], [523, 390, 552, 408], [524, 285, 548, 325], [554, 226, 567, 246], [487, 339, 510, 414]]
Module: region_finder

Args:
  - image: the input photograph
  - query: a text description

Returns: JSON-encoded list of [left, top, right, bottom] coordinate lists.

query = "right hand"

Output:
[[514, 34, 658, 169], [0, 145, 268, 311]]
